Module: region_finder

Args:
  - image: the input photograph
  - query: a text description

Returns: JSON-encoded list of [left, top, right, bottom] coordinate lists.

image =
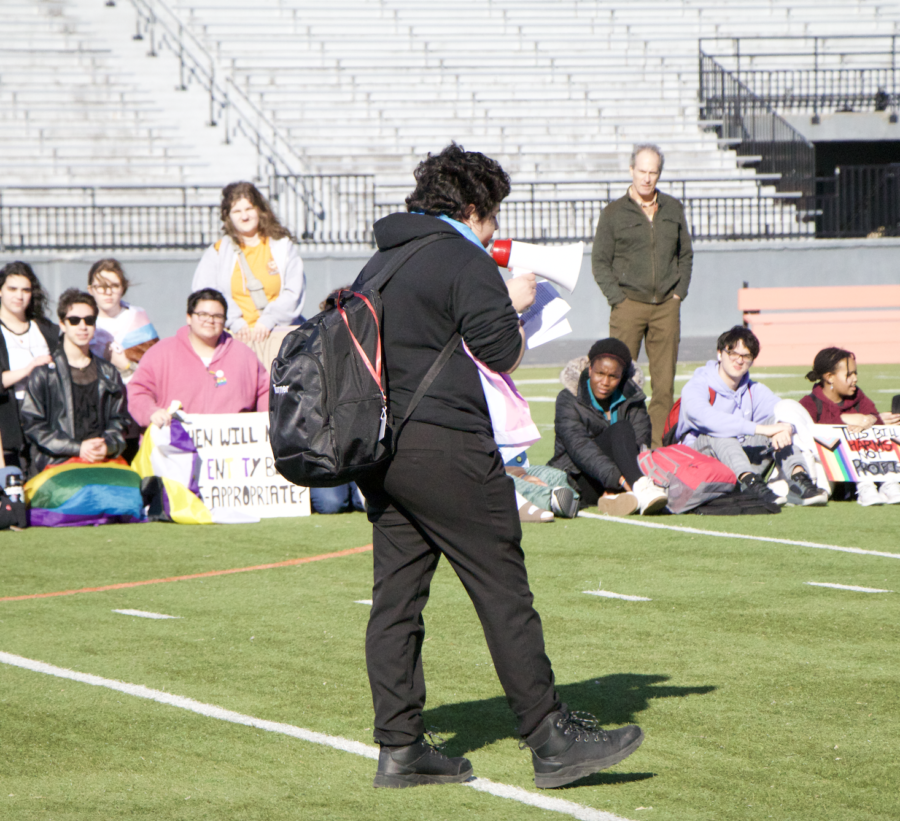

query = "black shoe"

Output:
[[739, 473, 785, 506], [785, 471, 828, 506], [373, 736, 473, 788], [524, 709, 644, 789], [550, 486, 579, 519]]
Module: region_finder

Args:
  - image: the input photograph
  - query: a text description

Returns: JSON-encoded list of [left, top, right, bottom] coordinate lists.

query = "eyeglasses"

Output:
[[90, 283, 123, 294], [192, 311, 226, 323], [65, 315, 97, 326], [725, 349, 754, 363]]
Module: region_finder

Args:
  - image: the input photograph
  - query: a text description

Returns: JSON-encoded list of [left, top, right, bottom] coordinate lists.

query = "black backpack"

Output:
[[269, 233, 459, 488]]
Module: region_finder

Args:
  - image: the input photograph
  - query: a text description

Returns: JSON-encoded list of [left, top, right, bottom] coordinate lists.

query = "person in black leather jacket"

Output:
[[549, 337, 667, 515], [20, 289, 130, 478]]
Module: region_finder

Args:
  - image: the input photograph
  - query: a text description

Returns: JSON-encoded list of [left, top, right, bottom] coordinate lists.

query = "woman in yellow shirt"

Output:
[[192, 182, 306, 346]]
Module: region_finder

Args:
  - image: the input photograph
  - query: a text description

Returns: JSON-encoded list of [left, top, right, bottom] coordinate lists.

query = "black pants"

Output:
[[359, 421, 560, 746], [571, 420, 644, 508]]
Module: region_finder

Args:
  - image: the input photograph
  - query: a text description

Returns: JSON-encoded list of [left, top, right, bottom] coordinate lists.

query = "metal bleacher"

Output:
[[2, 0, 899, 248]]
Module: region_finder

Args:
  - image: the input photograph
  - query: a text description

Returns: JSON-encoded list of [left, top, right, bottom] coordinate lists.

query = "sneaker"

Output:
[[878, 481, 900, 505], [550, 486, 579, 519], [632, 476, 668, 515], [524, 709, 644, 789], [595, 492, 639, 517], [373, 736, 473, 788], [785, 471, 828, 507], [857, 481, 884, 507], [516, 491, 555, 523], [739, 473, 786, 506]]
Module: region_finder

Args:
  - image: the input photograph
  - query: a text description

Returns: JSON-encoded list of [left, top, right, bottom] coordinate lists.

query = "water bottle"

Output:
[[5, 472, 23, 504]]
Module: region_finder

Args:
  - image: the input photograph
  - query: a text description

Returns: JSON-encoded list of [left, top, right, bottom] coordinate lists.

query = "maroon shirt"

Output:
[[799, 383, 882, 425]]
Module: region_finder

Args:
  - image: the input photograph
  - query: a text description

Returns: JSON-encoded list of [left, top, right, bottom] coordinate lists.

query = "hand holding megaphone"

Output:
[[490, 239, 584, 293], [506, 271, 537, 312]]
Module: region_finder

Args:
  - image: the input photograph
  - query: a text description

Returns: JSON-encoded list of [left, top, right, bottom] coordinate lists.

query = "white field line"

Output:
[[805, 582, 893, 593], [577, 512, 900, 560], [673, 373, 797, 381], [522, 396, 557, 403], [354, 599, 373, 605], [516, 379, 562, 385], [876, 389, 900, 393], [112, 609, 181, 620], [0, 651, 636, 821], [584, 591, 652, 602]]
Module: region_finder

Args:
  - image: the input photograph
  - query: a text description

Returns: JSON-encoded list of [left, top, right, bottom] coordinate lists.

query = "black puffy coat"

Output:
[[20, 350, 129, 477], [548, 369, 651, 489], [0, 318, 60, 451]]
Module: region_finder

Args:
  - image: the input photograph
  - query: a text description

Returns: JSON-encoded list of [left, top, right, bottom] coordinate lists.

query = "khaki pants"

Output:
[[610, 296, 680, 449], [244, 328, 292, 372]]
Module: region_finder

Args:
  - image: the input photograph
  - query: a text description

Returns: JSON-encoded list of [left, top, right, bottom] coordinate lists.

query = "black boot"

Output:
[[524, 709, 644, 789], [373, 736, 473, 788]]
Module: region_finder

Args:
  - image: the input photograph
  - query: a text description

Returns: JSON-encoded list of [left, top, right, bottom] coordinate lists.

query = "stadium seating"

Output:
[[2, 0, 898, 243]]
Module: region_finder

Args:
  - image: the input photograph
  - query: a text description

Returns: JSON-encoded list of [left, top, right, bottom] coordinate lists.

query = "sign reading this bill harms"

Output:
[[181, 412, 310, 518], [812, 424, 900, 483]]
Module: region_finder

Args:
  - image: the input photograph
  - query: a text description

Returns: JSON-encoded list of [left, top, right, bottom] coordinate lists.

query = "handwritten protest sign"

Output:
[[182, 412, 310, 518], [812, 424, 900, 483]]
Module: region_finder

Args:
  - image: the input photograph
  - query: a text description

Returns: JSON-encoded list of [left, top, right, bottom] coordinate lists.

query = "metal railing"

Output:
[[815, 165, 900, 238], [700, 35, 900, 118], [700, 51, 816, 196], [0, 177, 813, 250], [0, 185, 221, 251]]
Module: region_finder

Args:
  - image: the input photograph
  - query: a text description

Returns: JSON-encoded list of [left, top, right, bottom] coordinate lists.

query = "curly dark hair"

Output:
[[717, 325, 760, 360], [405, 143, 511, 221], [0, 261, 50, 322], [219, 181, 293, 247], [805, 347, 855, 384]]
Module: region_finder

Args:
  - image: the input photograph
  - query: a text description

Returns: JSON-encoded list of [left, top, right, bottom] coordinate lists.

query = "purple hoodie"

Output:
[[675, 360, 779, 448]]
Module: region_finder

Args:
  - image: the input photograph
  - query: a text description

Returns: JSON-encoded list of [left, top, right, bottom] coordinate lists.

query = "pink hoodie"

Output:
[[127, 326, 269, 427]]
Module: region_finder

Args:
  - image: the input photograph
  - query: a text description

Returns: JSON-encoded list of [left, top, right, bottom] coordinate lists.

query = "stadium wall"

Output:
[[4, 239, 898, 364]]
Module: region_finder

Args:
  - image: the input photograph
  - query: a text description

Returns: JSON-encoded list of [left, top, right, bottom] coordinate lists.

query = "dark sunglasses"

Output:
[[65, 315, 97, 327]]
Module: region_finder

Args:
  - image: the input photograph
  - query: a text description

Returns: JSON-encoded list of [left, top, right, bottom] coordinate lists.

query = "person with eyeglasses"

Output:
[[126, 288, 269, 429], [20, 289, 130, 478], [671, 325, 827, 507], [87, 258, 159, 384]]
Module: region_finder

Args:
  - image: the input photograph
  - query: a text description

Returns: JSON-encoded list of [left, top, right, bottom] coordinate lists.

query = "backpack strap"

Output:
[[394, 332, 463, 444], [364, 233, 454, 293]]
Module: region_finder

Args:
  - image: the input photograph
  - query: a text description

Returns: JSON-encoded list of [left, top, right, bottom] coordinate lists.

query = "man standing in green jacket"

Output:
[[591, 144, 693, 448]]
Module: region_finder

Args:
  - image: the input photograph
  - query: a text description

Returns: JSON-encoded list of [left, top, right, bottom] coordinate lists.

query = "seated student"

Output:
[[128, 288, 269, 428], [800, 347, 900, 506], [20, 289, 130, 477], [674, 325, 827, 507], [548, 337, 668, 515]]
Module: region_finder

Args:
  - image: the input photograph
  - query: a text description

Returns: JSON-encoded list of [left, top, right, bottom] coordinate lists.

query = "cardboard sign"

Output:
[[812, 424, 900, 483], [181, 412, 310, 518]]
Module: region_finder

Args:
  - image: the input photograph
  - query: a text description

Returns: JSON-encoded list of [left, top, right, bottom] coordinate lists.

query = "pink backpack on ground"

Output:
[[638, 444, 737, 514]]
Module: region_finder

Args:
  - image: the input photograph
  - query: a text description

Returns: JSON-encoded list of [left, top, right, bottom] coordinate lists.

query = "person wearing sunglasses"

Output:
[[670, 325, 827, 507], [127, 288, 269, 429], [20, 289, 130, 477]]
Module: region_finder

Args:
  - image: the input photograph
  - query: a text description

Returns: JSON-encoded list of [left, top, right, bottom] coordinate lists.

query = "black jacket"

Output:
[[20, 349, 129, 477], [351, 213, 521, 436], [548, 369, 652, 488], [0, 318, 60, 451]]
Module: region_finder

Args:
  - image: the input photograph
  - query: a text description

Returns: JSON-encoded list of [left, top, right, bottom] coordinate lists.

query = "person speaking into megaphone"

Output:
[[591, 143, 694, 448], [349, 143, 644, 791]]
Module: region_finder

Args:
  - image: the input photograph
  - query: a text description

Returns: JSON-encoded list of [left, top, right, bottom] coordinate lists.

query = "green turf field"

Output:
[[2, 363, 899, 821]]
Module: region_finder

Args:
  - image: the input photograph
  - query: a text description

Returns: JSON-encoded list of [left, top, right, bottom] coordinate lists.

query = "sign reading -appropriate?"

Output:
[[182, 412, 310, 518]]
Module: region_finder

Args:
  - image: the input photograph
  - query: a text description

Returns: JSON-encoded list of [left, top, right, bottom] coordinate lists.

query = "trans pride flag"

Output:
[[24, 459, 144, 527]]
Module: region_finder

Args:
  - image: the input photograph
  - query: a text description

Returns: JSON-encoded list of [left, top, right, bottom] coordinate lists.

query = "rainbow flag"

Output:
[[25, 459, 144, 527]]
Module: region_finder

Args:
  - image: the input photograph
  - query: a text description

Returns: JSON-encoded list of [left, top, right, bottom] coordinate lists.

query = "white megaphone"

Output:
[[489, 239, 583, 293]]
